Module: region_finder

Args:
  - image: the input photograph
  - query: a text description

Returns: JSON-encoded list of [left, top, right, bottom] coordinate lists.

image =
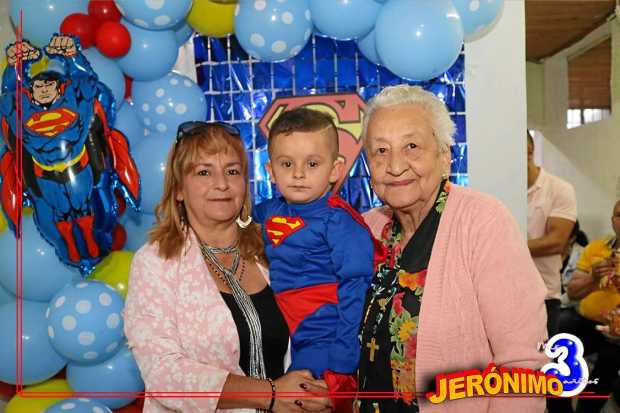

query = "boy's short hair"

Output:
[[268, 107, 339, 160]]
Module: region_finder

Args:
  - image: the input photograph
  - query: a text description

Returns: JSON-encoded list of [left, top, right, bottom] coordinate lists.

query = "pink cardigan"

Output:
[[362, 185, 549, 413], [124, 230, 261, 413]]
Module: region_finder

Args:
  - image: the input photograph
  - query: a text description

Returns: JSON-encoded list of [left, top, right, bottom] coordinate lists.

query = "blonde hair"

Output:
[[148, 125, 264, 261], [362, 85, 455, 152]]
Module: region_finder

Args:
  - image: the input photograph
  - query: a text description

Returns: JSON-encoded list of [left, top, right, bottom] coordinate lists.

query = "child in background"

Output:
[[254, 108, 374, 413]]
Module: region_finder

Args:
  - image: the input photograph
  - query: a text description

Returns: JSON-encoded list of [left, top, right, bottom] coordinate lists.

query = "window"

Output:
[[566, 108, 611, 129], [567, 37, 611, 129]]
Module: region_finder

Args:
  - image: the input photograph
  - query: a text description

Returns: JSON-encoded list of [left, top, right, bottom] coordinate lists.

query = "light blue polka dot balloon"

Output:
[[0, 301, 67, 384], [113, 101, 144, 149], [0, 285, 13, 306], [235, 0, 313, 62], [9, 0, 89, 47], [452, 0, 504, 42], [121, 210, 157, 251], [173, 21, 194, 46], [68, 343, 145, 409], [44, 398, 112, 413], [116, 20, 178, 81], [47, 280, 125, 364], [132, 72, 207, 135], [0, 215, 79, 302], [114, 0, 192, 30], [132, 132, 175, 214], [309, 0, 382, 40], [82, 48, 125, 108], [375, 0, 463, 81], [356, 27, 382, 66]]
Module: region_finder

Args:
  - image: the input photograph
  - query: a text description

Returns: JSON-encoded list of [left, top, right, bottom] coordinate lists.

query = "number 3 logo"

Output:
[[541, 333, 589, 397]]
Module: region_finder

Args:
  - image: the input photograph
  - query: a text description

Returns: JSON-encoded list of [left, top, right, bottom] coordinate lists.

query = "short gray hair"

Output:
[[362, 85, 455, 152]]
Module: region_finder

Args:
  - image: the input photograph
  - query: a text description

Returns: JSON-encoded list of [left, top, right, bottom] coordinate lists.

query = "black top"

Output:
[[221, 286, 289, 379], [357, 180, 450, 413]]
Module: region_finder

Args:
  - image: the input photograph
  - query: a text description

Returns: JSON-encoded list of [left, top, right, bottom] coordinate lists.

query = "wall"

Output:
[[527, 61, 545, 129], [466, 0, 529, 234], [533, 18, 620, 239]]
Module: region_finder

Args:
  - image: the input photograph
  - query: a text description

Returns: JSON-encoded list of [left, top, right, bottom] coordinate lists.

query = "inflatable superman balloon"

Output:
[[0, 35, 140, 275]]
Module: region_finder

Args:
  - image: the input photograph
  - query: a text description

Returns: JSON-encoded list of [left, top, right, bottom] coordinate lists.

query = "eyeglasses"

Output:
[[175, 121, 241, 144]]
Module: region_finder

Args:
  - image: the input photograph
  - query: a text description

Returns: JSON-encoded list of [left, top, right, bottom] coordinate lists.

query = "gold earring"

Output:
[[236, 205, 252, 229]]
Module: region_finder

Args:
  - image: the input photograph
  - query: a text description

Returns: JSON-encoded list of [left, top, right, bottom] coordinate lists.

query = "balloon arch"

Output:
[[0, 0, 502, 411]]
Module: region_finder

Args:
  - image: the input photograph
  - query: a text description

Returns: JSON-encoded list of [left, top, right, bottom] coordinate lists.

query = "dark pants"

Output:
[[547, 308, 605, 413], [546, 299, 562, 338], [576, 340, 620, 413]]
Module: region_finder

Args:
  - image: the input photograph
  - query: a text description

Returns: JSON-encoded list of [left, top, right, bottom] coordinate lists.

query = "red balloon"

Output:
[[60, 13, 97, 49], [114, 398, 144, 412], [95, 21, 131, 58], [124, 75, 133, 99], [88, 0, 122, 23], [0, 380, 16, 401], [111, 224, 127, 251]]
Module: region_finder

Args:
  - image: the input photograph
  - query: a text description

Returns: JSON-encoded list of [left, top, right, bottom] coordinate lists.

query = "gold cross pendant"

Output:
[[367, 337, 379, 362]]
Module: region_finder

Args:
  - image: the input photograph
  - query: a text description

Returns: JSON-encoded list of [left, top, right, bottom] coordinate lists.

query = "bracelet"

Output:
[[267, 377, 276, 411]]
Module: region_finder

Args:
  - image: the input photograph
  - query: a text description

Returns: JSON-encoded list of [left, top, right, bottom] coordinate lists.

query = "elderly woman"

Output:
[[356, 85, 548, 413], [124, 122, 331, 413]]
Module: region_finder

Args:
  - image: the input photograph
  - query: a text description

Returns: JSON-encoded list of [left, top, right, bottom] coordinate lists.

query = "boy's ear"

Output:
[[329, 157, 345, 184], [265, 161, 275, 184]]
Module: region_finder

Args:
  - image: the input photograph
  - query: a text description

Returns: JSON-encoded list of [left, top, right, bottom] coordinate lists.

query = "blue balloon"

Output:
[[132, 72, 207, 134], [309, 0, 381, 40], [356, 27, 381, 66], [116, 21, 178, 81], [47, 281, 125, 364], [0, 216, 79, 302], [44, 398, 112, 413], [235, 0, 313, 62], [375, 0, 463, 81], [0, 285, 14, 306], [174, 21, 195, 46], [67, 343, 145, 409], [452, 0, 504, 42], [114, 0, 192, 30], [121, 210, 157, 251], [131, 132, 175, 214], [9, 0, 89, 47], [114, 101, 143, 149], [0, 301, 67, 384], [82, 48, 125, 108]]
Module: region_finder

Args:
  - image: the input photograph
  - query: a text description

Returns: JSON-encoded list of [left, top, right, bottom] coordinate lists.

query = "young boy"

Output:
[[254, 107, 374, 412]]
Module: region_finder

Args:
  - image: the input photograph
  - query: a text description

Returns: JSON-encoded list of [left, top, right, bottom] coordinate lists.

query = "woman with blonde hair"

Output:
[[124, 122, 332, 413]]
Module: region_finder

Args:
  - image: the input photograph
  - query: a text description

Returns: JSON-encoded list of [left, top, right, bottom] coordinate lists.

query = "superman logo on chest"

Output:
[[265, 216, 306, 246]]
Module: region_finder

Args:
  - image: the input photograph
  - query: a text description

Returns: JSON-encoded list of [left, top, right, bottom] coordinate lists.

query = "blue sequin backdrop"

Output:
[[193, 35, 467, 213]]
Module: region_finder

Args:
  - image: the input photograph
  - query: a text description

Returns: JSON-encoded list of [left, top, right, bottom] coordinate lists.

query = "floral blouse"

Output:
[[357, 180, 450, 413]]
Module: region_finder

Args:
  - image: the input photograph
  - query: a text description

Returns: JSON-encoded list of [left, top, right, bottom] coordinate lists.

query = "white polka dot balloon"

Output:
[[132, 72, 207, 134], [113, 0, 193, 30], [235, 0, 313, 62], [43, 398, 112, 413], [452, 0, 504, 42], [47, 281, 125, 365]]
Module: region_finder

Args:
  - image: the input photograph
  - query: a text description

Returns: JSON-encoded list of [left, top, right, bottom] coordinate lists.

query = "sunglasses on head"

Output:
[[175, 121, 241, 144]]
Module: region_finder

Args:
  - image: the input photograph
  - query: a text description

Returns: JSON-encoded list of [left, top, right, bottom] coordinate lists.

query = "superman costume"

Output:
[[254, 193, 374, 411], [0, 40, 139, 274]]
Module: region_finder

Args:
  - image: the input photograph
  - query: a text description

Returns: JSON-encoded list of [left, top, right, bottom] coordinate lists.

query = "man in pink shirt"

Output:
[[527, 132, 577, 337]]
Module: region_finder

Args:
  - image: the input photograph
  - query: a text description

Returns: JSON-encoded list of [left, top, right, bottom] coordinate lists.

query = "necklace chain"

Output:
[[199, 240, 267, 386]]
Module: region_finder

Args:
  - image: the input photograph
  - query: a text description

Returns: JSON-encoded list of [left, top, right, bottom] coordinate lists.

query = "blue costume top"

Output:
[[254, 193, 374, 378]]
